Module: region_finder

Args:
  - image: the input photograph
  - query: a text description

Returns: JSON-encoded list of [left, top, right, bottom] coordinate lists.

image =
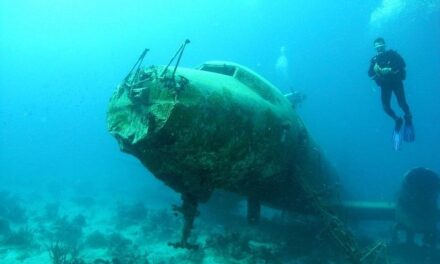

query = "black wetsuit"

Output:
[[368, 50, 411, 121]]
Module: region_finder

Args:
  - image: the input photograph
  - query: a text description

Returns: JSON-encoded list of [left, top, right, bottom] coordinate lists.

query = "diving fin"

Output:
[[403, 118, 415, 142], [392, 118, 403, 151], [393, 130, 402, 151]]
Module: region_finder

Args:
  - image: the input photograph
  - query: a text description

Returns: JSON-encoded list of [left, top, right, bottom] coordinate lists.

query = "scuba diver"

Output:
[[368, 37, 415, 150]]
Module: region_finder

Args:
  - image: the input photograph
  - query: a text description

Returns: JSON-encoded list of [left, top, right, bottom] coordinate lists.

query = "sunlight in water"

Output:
[[370, 0, 406, 28], [370, 0, 440, 28]]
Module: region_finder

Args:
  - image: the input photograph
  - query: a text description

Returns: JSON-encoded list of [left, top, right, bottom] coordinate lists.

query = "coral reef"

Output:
[[47, 241, 85, 264], [85, 231, 108, 249], [0, 217, 11, 237], [44, 202, 61, 220], [140, 208, 181, 243], [115, 202, 148, 228], [71, 196, 95, 208], [3, 226, 35, 248], [0, 191, 27, 224], [106, 232, 149, 264], [50, 215, 86, 247], [1, 188, 438, 263], [205, 232, 282, 264]]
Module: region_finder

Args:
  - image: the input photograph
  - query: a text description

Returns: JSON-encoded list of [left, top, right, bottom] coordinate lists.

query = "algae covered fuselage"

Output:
[[107, 61, 338, 213]]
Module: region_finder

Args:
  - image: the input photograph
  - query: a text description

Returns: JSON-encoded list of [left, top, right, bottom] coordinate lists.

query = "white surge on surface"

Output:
[[369, 0, 406, 28], [370, 0, 440, 29]]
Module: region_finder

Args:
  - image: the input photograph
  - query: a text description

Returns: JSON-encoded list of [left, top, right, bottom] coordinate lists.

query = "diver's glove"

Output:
[[380, 67, 393, 75], [374, 63, 381, 75], [374, 63, 393, 76]]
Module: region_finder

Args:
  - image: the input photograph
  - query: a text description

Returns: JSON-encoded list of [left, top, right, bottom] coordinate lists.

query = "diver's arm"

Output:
[[368, 58, 377, 78], [379, 50, 405, 76], [391, 51, 406, 75], [394, 51, 406, 69]]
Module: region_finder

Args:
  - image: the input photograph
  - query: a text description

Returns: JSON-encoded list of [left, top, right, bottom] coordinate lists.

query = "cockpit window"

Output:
[[235, 69, 278, 103], [198, 62, 280, 104], [199, 64, 236, 76]]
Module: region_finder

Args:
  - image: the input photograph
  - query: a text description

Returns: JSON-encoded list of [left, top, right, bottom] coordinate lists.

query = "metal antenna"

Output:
[[171, 39, 191, 78], [124, 48, 149, 83], [161, 39, 191, 77]]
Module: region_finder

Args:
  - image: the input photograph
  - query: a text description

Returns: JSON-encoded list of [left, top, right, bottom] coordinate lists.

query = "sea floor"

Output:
[[0, 188, 439, 264]]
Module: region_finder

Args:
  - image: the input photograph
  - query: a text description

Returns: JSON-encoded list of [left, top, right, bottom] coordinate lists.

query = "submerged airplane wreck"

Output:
[[107, 41, 439, 263]]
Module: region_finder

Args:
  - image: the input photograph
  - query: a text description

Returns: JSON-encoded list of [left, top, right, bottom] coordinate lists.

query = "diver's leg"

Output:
[[394, 82, 415, 142], [382, 85, 403, 149], [394, 81, 411, 119], [381, 86, 399, 121]]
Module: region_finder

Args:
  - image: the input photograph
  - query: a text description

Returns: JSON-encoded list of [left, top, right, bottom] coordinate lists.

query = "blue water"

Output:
[[0, 0, 439, 262]]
